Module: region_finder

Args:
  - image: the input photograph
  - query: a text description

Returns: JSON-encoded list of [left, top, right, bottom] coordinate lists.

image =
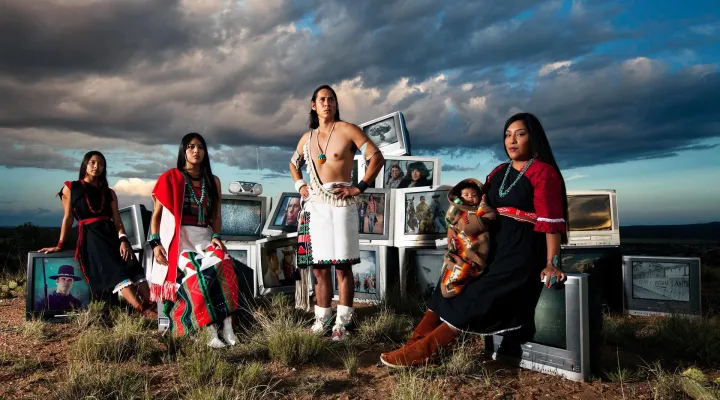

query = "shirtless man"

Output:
[[289, 84, 384, 341]]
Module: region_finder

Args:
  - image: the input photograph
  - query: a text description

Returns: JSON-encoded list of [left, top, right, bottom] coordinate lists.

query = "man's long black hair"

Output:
[[308, 84, 342, 129]]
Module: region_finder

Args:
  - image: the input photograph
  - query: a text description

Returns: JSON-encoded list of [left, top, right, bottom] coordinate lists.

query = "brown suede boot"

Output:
[[406, 310, 441, 346], [380, 322, 460, 368]]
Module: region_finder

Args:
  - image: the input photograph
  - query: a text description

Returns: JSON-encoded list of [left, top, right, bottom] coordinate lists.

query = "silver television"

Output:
[[118, 204, 147, 250], [330, 244, 397, 304], [564, 190, 620, 248], [360, 155, 441, 189], [220, 194, 268, 240], [262, 192, 302, 237], [393, 185, 452, 248], [26, 251, 91, 320], [358, 111, 411, 156], [357, 188, 394, 245], [487, 273, 591, 382], [225, 241, 260, 298], [622, 255, 701, 318], [255, 233, 298, 296]]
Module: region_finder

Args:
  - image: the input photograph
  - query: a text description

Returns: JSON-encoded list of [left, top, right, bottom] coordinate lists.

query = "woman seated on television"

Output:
[[147, 133, 254, 348], [380, 113, 568, 368], [397, 161, 432, 188], [39, 151, 156, 318]]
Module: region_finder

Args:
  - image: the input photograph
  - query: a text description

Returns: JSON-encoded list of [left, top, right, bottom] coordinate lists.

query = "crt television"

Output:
[[486, 273, 591, 382], [564, 190, 620, 248], [331, 244, 398, 304], [358, 111, 411, 156], [357, 188, 394, 245], [262, 192, 302, 237], [360, 155, 441, 189], [255, 234, 298, 296], [118, 204, 150, 250], [622, 255, 701, 318], [225, 241, 259, 298], [220, 194, 268, 240], [393, 185, 452, 247], [26, 251, 91, 320]]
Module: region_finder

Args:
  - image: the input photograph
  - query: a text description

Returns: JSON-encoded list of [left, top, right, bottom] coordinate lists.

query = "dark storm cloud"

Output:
[[2, 145, 77, 171], [0, 0, 718, 173], [213, 146, 293, 174], [0, 0, 207, 78]]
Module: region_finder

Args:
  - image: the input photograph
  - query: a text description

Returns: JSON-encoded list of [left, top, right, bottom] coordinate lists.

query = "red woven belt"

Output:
[[496, 207, 537, 224]]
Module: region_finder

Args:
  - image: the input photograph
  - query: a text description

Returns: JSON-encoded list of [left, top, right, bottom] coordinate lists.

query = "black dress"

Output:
[[428, 160, 566, 335], [63, 180, 143, 294]]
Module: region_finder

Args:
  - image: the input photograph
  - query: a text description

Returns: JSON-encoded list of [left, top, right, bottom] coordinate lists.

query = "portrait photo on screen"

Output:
[[262, 244, 297, 288], [356, 193, 385, 234], [227, 249, 249, 266], [221, 199, 263, 236], [273, 195, 302, 228], [385, 160, 434, 189], [33, 257, 90, 313], [336, 250, 377, 294], [567, 195, 612, 231], [404, 190, 450, 234], [631, 261, 690, 302], [363, 116, 399, 148], [532, 287, 567, 349]]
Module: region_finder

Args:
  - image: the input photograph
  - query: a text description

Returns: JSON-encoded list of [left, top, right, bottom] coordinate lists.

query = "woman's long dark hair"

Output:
[[79, 151, 109, 189], [308, 84, 342, 129], [176, 133, 220, 219], [503, 113, 569, 244]]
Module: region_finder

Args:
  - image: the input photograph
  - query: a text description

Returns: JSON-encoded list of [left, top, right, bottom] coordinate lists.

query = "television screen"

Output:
[[363, 114, 400, 148], [357, 192, 386, 235], [221, 198, 264, 238], [413, 250, 444, 297], [532, 286, 567, 350], [119, 209, 137, 238], [335, 250, 378, 295], [260, 240, 297, 289], [385, 159, 436, 189], [27, 252, 91, 318], [567, 195, 612, 231], [227, 249, 249, 266], [273, 195, 302, 228], [404, 190, 450, 235], [631, 260, 690, 302]]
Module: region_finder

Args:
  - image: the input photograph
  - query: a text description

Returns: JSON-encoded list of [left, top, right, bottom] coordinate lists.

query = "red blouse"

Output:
[[485, 160, 566, 234]]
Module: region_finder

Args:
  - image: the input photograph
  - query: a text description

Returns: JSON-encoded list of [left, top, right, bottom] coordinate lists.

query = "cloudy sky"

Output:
[[1, 0, 718, 227]]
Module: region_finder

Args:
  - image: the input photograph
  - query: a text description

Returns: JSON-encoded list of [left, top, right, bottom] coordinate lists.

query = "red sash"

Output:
[[496, 207, 537, 224]]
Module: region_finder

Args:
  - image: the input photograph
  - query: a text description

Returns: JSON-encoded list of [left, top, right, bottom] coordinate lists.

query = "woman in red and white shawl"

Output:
[[381, 113, 569, 368], [147, 133, 254, 348]]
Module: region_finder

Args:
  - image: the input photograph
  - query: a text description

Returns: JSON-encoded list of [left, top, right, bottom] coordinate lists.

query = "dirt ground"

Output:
[[0, 296, 667, 400]]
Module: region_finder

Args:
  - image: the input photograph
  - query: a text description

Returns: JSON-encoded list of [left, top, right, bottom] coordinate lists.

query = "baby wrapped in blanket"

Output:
[[439, 178, 497, 298]]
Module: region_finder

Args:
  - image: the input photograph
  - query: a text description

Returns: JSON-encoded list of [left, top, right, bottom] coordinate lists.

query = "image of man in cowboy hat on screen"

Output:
[[34, 264, 84, 312]]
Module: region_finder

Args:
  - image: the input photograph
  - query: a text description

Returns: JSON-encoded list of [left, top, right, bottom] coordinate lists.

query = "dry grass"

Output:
[[55, 362, 150, 400], [69, 308, 160, 364], [21, 314, 47, 341]]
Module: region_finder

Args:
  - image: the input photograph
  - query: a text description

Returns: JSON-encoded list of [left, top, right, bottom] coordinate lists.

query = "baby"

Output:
[[440, 179, 496, 298]]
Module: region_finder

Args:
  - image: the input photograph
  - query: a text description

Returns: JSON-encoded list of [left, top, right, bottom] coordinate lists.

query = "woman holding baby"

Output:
[[381, 112, 569, 368]]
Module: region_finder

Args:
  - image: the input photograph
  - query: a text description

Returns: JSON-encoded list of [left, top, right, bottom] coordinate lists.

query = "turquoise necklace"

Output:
[[185, 174, 207, 224], [498, 158, 535, 198]]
